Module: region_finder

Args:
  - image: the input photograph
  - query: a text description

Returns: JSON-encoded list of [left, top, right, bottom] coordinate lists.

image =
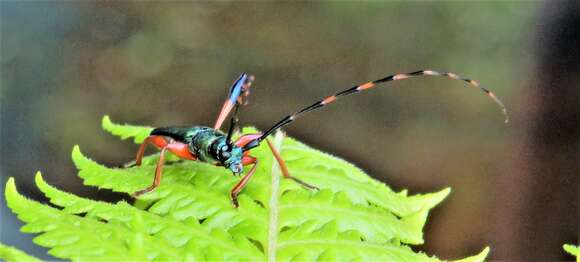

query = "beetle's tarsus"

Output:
[[132, 186, 154, 198], [288, 176, 319, 191], [231, 195, 240, 208], [125, 162, 138, 168]]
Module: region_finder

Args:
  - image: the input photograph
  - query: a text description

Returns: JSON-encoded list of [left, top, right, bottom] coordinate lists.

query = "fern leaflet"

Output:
[[3, 116, 490, 261]]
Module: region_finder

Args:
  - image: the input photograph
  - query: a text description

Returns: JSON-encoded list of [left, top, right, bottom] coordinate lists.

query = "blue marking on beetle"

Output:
[[228, 73, 248, 104]]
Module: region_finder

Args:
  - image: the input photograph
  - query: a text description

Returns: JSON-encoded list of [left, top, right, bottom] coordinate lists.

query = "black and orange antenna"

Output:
[[243, 70, 508, 151]]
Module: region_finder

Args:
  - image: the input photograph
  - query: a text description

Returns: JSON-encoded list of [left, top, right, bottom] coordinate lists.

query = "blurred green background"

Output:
[[3, 1, 570, 261]]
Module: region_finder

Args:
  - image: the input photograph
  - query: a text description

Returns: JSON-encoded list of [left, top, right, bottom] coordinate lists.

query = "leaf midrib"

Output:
[[267, 132, 285, 262]]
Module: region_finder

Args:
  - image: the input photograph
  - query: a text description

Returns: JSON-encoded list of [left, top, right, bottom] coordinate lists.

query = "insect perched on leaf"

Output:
[[132, 71, 508, 207]]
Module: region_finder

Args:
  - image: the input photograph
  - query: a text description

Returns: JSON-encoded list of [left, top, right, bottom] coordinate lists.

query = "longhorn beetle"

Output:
[[132, 71, 508, 207]]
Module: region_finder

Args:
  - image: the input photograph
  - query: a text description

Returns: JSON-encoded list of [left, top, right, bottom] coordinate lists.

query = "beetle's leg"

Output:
[[230, 156, 258, 208], [265, 139, 319, 190], [132, 143, 189, 197], [132, 146, 168, 197], [242, 155, 256, 165], [235, 133, 262, 148], [135, 135, 168, 166], [214, 74, 255, 130]]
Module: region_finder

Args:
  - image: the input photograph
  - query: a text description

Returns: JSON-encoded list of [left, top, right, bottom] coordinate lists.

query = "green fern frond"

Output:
[[3, 116, 490, 261], [0, 243, 42, 262], [102, 115, 153, 143], [564, 244, 579, 261]]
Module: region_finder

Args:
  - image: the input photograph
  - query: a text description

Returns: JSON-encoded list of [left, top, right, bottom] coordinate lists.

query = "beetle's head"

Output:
[[215, 138, 244, 175]]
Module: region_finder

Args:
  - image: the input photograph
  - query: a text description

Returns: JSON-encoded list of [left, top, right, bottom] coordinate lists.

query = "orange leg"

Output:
[[214, 101, 235, 130], [235, 133, 262, 148], [214, 74, 254, 130], [135, 135, 168, 166], [135, 135, 196, 166], [265, 139, 319, 190], [230, 156, 258, 208], [132, 143, 194, 197]]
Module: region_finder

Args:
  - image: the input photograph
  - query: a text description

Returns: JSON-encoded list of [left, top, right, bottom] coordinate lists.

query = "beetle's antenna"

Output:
[[243, 70, 508, 151]]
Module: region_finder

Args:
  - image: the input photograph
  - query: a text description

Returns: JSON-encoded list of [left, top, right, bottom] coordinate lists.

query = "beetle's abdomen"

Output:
[[150, 127, 191, 142]]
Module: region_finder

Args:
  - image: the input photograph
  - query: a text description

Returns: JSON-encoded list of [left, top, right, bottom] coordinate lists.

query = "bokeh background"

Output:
[[1, 1, 578, 261]]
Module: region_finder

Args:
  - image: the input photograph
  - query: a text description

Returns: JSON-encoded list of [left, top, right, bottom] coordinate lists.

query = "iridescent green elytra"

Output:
[[150, 126, 244, 174]]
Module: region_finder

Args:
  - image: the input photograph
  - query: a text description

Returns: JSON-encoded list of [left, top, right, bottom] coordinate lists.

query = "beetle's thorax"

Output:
[[150, 126, 243, 173], [185, 127, 225, 164]]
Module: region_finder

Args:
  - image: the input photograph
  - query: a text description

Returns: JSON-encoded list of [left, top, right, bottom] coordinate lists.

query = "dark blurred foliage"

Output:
[[3, 1, 574, 261], [492, 1, 580, 261]]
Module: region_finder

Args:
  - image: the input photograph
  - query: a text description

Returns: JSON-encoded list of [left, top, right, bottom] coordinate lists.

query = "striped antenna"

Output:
[[243, 70, 509, 151]]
